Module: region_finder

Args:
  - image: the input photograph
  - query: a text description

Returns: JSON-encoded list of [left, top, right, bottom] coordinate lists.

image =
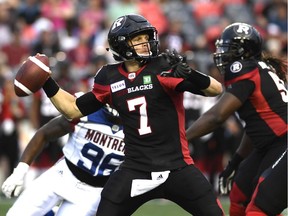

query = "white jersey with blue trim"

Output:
[[6, 109, 124, 216], [62, 108, 125, 177]]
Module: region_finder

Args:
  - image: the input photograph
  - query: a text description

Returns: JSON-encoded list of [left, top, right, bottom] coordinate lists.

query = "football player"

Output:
[[37, 14, 224, 215], [246, 148, 287, 216], [2, 102, 124, 216], [186, 22, 287, 216]]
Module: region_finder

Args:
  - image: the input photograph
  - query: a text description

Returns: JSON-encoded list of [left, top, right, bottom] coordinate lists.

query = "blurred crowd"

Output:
[[0, 0, 287, 193]]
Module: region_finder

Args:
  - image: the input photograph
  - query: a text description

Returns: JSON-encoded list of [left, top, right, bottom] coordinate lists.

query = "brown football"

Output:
[[14, 54, 50, 97]]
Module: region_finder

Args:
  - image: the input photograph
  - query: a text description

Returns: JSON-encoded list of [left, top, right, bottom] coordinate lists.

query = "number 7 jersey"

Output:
[[91, 56, 194, 172]]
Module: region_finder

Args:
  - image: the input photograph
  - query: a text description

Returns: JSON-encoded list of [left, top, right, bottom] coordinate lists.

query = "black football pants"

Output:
[[96, 165, 224, 216]]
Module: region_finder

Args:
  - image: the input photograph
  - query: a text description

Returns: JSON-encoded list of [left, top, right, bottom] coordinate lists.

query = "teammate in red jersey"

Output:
[[36, 14, 224, 216], [186, 22, 287, 216]]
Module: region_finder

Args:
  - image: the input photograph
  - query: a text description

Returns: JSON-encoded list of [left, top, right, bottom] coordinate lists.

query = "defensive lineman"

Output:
[[2, 104, 124, 216]]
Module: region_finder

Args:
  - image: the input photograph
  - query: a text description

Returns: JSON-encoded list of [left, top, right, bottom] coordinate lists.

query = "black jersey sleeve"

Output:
[[226, 79, 255, 103]]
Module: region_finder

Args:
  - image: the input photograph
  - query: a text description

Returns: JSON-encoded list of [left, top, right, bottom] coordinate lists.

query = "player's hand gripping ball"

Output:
[[14, 54, 50, 97]]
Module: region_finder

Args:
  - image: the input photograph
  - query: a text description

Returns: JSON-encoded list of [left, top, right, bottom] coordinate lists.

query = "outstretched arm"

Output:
[[42, 75, 104, 119], [160, 49, 223, 96], [175, 64, 223, 96], [43, 78, 83, 120], [20, 115, 72, 165], [198, 74, 223, 96], [186, 92, 242, 141], [1, 115, 73, 198]]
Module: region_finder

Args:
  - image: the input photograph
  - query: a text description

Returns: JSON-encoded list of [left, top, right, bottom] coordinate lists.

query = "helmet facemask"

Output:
[[213, 40, 245, 74], [111, 29, 159, 63]]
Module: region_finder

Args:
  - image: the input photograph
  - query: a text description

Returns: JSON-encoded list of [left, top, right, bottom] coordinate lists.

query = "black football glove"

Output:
[[162, 49, 184, 67], [219, 153, 243, 195], [161, 49, 210, 89], [173, 62, 193, 79], [161, 49, 193, 79]]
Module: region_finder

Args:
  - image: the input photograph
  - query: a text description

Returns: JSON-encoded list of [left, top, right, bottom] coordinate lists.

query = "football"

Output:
[[14, 54, 50, 97]]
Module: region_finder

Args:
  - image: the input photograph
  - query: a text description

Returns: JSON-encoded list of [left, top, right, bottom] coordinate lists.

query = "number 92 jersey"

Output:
[[224, 59, 288, 150], [62, 108, 124, 177]]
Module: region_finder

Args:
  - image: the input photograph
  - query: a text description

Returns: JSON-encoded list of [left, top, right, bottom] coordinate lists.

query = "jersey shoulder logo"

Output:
[[230, 61, 242, 73]]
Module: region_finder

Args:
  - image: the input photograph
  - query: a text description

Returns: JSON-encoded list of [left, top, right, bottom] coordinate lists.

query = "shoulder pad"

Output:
[[95, 63, 121, 84], [147, 55, 171, 75]]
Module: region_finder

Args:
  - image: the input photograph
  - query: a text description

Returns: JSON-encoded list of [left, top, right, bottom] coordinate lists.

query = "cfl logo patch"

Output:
[[230, 61, 242, 73]]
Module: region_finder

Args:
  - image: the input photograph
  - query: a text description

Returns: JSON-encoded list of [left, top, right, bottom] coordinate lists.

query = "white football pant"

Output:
[[7, 158, 102, 216]]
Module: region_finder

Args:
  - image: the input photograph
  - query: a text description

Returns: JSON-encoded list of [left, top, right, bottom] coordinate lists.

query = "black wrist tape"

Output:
[[187, 70, 211, 89], [42, 77, 60, 98]]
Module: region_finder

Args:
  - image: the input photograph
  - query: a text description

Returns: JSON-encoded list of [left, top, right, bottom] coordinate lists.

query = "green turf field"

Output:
[[0, 196, 230, 216], [132, 198, 230, 216], [0, 196, 286, 216]]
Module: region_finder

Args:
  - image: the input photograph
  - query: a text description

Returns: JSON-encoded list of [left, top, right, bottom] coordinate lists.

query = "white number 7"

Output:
[[127, 97, 152, 135]]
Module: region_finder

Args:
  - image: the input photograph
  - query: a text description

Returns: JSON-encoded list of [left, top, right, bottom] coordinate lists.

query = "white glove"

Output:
[[2, 162, 29, 198]]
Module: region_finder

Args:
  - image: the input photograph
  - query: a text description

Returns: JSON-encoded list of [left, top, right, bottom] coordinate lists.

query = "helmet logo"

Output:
[[234, 23, 252, 36], [111, 17, 125, 32], [230, 61, 242, 73]]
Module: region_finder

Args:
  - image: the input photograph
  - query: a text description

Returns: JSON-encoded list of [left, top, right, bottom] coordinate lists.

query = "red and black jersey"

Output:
[[224, 59, 287, 150], [90, 56, 200, 172]]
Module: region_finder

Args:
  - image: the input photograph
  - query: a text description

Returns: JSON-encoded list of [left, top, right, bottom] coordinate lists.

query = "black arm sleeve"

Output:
[[175, 81, 205, 96], [76, 92, 104, 116], [186, 70, 210, 90]]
